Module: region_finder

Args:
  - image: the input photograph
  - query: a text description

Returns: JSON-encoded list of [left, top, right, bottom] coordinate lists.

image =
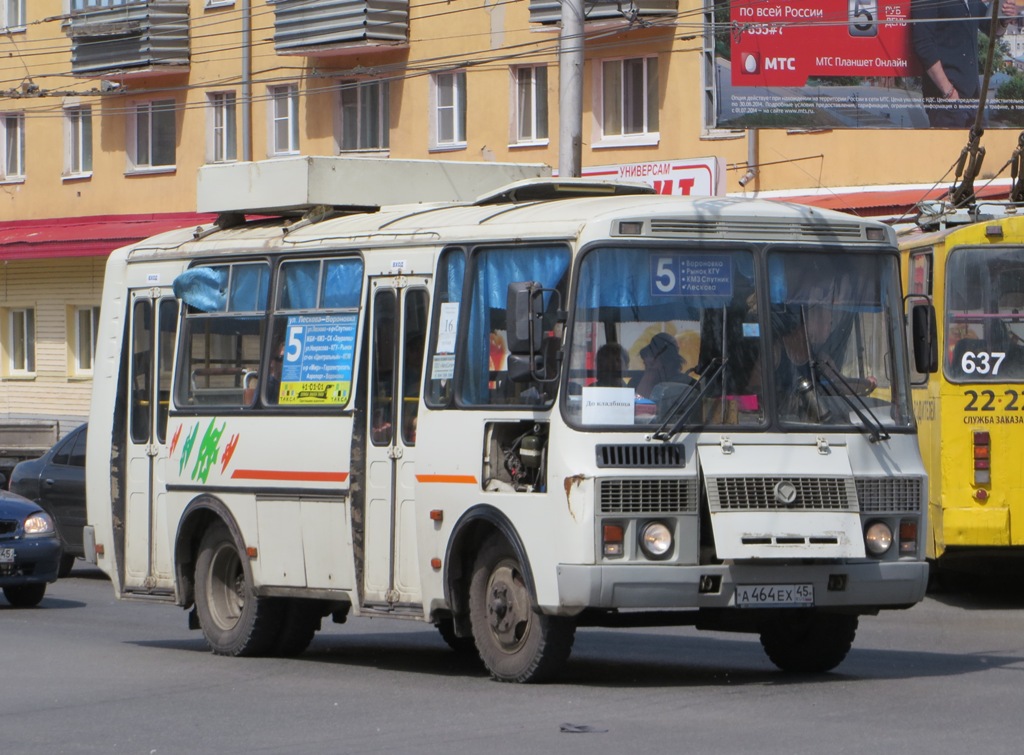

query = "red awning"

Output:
[[785, 184, 1010, 217], [0, 213, 219, 260]]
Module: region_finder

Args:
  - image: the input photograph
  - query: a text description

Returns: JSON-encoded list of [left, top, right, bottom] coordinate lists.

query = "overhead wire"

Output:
[[2, 0, 1018, 210]]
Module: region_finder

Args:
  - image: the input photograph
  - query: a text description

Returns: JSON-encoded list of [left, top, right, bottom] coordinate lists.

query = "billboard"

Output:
[[581, 157, 725, 195], [713, 0, 1024, 129]]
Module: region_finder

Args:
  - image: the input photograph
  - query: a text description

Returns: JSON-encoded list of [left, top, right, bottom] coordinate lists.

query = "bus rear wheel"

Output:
[[759, 611, 858, 673], [468, 537, 575, 683], [195, 522, 282, 656]]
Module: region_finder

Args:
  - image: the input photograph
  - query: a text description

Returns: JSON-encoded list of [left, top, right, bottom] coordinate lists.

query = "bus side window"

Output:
[[461, 245, 569, 407], [425, 248, 465, 408], [173, 262, 268, 410]]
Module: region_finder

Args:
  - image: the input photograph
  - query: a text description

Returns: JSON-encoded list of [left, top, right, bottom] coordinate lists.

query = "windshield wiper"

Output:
[[812, 359, 890, 443], [653, 358, 727, 441]]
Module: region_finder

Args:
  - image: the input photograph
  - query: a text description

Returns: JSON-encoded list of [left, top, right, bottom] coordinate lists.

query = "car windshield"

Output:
[[563, 245, 913, 432]]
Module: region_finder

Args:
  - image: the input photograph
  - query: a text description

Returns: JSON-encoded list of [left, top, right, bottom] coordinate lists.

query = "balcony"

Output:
[[528, 0, 676, 25], [273, 0, 409, 56], [67, 1, 189, 78]]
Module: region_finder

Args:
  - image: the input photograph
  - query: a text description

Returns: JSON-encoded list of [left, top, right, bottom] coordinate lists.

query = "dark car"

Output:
[[10, 423, 86, 578], [0, 490, 61, 606]]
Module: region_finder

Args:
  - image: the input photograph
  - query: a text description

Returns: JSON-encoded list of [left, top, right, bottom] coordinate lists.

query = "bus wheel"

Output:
[[58, 553, 76, 579], [436, 616, 479, 657], [195, 523, 282, 656], [468, 537, 575, 683], [759, 611, 858, 673], [273, 599, 323, 657]]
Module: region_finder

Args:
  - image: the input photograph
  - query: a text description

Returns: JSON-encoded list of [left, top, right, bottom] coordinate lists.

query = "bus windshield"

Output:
[[565, 246, 912, 432], [945, 246, 1024, 382]]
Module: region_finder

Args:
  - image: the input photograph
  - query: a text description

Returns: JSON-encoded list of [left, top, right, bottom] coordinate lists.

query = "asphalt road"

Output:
[[3, 563, 1023, 755]]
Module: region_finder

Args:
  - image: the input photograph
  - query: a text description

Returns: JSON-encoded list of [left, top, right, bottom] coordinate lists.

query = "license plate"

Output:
[[735, 583, 814, 607], [0, 547, 14, 564]]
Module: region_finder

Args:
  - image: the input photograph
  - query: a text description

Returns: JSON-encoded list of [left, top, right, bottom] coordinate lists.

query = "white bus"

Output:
[[85, 174, 934, 682]]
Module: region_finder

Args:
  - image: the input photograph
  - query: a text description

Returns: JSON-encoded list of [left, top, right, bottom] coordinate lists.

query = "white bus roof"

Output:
[[125, 182, 894, 262]]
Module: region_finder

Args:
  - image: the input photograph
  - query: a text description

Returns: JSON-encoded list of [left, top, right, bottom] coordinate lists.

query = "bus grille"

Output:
[[596, 444, 685, 468], [708, 476, 856, 511], [856, 477, 923, 513], [599, 478, 698, 514]]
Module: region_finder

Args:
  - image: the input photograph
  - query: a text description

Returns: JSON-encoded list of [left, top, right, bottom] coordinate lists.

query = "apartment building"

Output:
[[0, 0, 1020, 429]]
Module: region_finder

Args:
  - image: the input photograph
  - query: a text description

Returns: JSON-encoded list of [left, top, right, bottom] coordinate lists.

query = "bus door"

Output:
[[363, 280, 430, 608], [123, 292, 178, 594]]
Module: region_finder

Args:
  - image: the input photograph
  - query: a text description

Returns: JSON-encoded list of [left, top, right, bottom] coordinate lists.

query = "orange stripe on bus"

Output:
[[231, 469, 349, 482], [416, 474, 479, 484]]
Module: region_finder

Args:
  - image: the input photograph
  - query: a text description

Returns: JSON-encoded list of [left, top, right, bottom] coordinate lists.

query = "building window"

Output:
[[130, 100, 176, 170], [338, 79, 389, 152], [431, 71, 466, 150], [208, 92, 237, 163], [597, 56, 659, 144], [512, 65, 548, 145], [2, 0, 25, 30], [74, 306, 100, 374], [65, 106, 93, 177], [7, 308, 35, 374], [269, 84, 299, 156], [1, 113, 24, 181], [71, 0, 137, 9]]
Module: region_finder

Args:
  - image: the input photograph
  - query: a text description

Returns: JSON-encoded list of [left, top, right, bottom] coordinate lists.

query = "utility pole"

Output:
[[241, 0, 252, 161], [558, 0, 584, 178]]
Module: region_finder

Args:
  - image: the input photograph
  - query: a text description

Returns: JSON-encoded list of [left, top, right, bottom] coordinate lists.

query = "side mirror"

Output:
[[911, 302, 939, 374], [506, 281, 543, 355]]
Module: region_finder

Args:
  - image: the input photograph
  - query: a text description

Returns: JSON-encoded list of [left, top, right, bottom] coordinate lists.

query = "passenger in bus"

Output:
[[595, 343, 630, 387], [634, 333, 691, 398]]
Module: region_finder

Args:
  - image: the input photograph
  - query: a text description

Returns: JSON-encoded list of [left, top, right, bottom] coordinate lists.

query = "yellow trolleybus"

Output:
[[902, 209, 1024, 569], [84, 160, 933, 682]]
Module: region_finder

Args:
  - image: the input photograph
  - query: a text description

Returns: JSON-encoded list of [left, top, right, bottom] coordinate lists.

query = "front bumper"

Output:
[[556, 559, 929, 611], [0, 536, 62, 586]]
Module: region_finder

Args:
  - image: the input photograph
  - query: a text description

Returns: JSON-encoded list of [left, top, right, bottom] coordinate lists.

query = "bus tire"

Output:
[[273, 599, 323, 657], [195, 522, 282, 657], [759, 611, 858, 673], [58, 553, 76, 579], [468, 536, 575, 683], [3, 584, 46, 608], [436, 616, 479, 658]]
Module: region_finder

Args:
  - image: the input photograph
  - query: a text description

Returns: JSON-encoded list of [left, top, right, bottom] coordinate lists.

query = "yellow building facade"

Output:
[[0, 0, 1021, 431]]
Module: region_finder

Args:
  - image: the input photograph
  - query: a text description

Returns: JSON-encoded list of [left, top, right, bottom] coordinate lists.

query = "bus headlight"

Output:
[[639, 521, 673, 560], [864, 521, 893, 556]]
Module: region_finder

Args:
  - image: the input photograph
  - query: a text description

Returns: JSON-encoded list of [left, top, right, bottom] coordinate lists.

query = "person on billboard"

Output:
[[911, 0, 1017, 127]]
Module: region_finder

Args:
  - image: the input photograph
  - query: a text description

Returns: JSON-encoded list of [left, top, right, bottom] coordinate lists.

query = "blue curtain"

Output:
[[174, 263, 269, 313], [173, 266, 228, 313], [322, 259, 364, 308], [463, 245, 569, 404]]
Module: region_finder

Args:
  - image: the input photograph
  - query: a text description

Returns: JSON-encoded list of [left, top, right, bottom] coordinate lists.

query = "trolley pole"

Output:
[[558, 0, 584, 178]]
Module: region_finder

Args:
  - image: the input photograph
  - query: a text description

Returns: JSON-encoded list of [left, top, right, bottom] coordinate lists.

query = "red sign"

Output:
[[730, 0, 921, 87]]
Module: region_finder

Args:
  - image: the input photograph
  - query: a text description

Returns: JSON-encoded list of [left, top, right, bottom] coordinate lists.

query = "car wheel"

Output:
[[3, 583, 46, 608]]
